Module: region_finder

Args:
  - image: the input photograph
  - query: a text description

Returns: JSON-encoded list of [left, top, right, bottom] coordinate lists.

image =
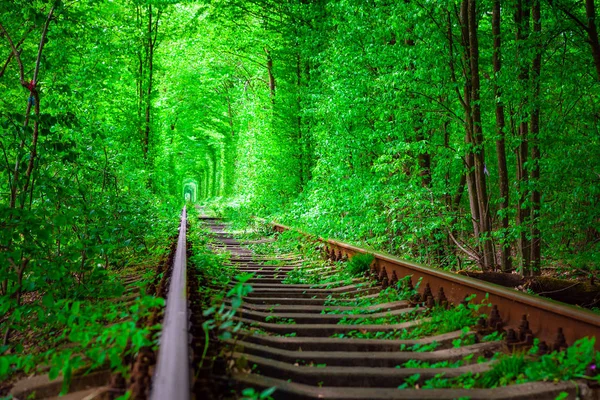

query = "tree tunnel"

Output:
[[183, 179, 198, 202]]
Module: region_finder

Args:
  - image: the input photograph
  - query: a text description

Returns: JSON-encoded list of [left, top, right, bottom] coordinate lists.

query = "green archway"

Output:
[[182, 178, 198, 203]]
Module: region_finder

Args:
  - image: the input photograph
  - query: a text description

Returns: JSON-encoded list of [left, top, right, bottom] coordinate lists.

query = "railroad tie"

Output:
[[184, 217, 597, 400]]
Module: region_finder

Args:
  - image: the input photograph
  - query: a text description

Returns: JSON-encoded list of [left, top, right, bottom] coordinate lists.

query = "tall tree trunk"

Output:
[[445, 9, 469, 214], [516, 0, 532, 274], [418, 134, 432, 188], [223, 89, 237, 197], [530, 0, 542, 274], [586, 0, 600, 80], [211, 149, 218, 197], [265, 47, 275, 100], [468, 0, 494, 271], [459, 0, 482, 246], [492, 0, 512, 272], [404, 32, 431, 189], [296, 51, 304, 191], [142, 4, 154, 160], [137, 6, 144, 149]]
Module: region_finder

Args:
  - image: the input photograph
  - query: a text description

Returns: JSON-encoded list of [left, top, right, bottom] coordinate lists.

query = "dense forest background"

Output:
[[1, 0, 599, 320], [199, 0, 600, 277]]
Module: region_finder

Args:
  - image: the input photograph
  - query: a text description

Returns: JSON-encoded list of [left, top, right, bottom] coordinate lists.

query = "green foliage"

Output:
[[265, 316, 296, 325], [398, 373, 421, 389], [199, 272, 253, 366], [346, 253, 375, 276], [324, 276, 420, 308], [522, 337, 599, 383], [0, 295, 164, 387], [240, 387, 276, 400], [0, 0, 182, 391], [480, 354, 528, 388], [336, 296, 485, 340], [394, 338, 599, 390], [177, 0, 600, 277], [1, 0, 599, 394]]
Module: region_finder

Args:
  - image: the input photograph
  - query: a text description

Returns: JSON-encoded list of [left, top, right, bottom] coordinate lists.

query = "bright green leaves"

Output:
[[346, 253, 375, 276], [60, 356, 74, 396], [479, 338, 600, 388], [202, 273, 253, 341], [240, 386, 276, 400], [1, 292, 165, 388]]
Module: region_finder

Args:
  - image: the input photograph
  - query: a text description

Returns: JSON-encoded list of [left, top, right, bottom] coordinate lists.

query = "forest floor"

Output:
[[459, 270, 600, 312]]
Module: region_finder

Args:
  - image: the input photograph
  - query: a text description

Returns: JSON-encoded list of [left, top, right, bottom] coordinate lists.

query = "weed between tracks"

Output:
[[332, 300, 484, 341], [238, 224, 600, 395], [188, 209, 277, 399], [395, 337, 599, 391]]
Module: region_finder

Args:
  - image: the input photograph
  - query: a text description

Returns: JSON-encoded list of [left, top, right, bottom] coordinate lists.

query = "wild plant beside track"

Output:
[[0, 205, 176, 396], [0, 295, 164, 395], [187, 208, 251, 365], [396, 337, 599, 391]]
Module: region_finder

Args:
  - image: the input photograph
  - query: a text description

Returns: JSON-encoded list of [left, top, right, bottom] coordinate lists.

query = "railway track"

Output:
[[10, 209, 597, 399], [162, 213, 598, 400]]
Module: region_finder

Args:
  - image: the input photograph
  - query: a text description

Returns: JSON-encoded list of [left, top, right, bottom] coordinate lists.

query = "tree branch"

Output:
[[0, 26, 34, 79], [0, 23, 25, 85], [448, 230, 481, 263], [14, 3, 57, 209], [546, 0, 590, 32]]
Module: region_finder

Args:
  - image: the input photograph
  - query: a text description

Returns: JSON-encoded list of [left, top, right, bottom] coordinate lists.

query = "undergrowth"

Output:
[[221, 215, 600, 394], [397, 338, 599, 390], [0, 205, 176, 396]]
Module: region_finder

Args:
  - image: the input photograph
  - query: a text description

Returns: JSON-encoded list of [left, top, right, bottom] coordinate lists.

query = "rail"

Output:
[[270, 221, 600, 351], [150, 206, 190, 400]]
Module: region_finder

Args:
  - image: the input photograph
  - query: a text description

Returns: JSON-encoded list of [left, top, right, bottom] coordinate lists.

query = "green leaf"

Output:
[[0, 356, 11, 379], [218, 331, 232, 340], [115, 391, 132, 400], [219, 320, 233, 330], [71, 301, 80, 315], [49, 365, 60, 381], [60, 359, 72, 395], [260, 387, 277, 399], [42, 293, 55, 308]]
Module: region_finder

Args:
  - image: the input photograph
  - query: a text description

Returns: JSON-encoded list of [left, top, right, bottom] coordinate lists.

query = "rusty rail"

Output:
[[150, 206, 190, 400], [271, 222, 600, 351]]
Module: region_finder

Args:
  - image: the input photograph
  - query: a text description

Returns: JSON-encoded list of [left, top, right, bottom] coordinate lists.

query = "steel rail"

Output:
[[270, 221, 600, 351], [150, 206, 190, 400]]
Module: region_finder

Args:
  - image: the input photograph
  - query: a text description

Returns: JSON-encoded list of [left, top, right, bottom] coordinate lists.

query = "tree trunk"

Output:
[[515, 0, 532, 274], [468, 0, 494, 271], [530, 0, 542, 275], [586, 0, 600, 80], [492, 0, 512, 272], [211, 149, 218, 197], [297, 51, 304, 191], [265, 47, 275, 100], [137, 5, 144, 151], [459, 0, 482, 246], [143, 4, 154, 160]]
